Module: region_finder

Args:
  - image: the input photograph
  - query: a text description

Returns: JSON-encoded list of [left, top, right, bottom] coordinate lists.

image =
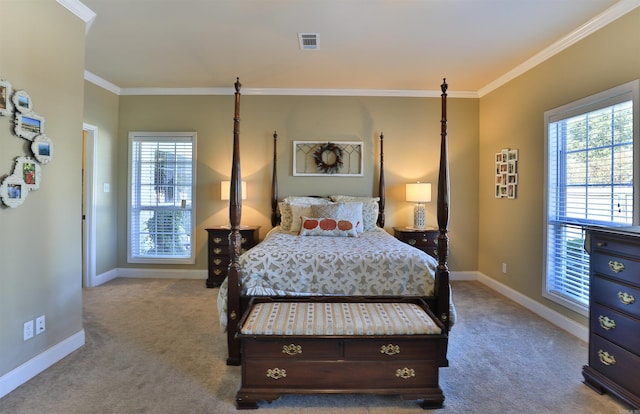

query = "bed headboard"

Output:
[[269, 132, 387, 228]]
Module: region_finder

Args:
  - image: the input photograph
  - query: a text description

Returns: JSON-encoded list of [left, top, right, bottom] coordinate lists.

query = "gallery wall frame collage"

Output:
[[495, 148, 518, 199], [0, 79, 55, 208]]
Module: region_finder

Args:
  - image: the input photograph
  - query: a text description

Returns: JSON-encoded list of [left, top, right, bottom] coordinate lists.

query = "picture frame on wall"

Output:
[[293, 141, 364, 176], [0, 175, 28, 208], [31, 134, 55, 164], [0, 79, 13, 116], [14, 111, 44, 141], [14, 156, 41, 191], [12, 89, 32, 113]]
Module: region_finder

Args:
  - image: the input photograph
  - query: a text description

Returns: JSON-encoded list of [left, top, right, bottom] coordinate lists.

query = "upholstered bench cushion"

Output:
[[240, 302, 442, 336]]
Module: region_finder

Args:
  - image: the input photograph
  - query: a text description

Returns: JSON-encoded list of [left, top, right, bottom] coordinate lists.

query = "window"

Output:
[[544, 80, 639, 315], [128, 132, 196, 264]]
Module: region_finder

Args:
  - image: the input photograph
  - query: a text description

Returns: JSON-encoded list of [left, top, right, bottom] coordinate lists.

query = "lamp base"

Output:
[[414, 204, 426, 229]]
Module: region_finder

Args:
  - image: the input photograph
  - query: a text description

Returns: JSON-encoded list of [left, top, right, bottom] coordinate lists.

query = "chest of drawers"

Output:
[[206, 226, 259, 288], [583, 226, 640, 409]]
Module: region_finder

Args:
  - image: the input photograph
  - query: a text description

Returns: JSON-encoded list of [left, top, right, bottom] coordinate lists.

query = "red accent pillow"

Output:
[[299, 217, 359, 237]]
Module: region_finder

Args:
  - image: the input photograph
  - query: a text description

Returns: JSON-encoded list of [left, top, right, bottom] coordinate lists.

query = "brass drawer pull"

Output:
[[598, 315, 616, 330], [618, 291, 636, 305], [213, 248, 222, 254], [396, 367, 415, 379], [597, 349, 616, 366], [213, 269, 222, 276], [213, 258, 222, 265], [596, 241, 607, 247], [213, 237, 223, 244], [408, 238, 416, 245], [380, 344, 400, 355], [266, 368, 287, 380], [282, 344, 302, 355], [608, 260, 625, 273], [241, 237, 247, 244]]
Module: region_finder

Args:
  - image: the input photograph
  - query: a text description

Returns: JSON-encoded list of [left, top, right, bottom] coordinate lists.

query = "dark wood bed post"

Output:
[[271, 131, 279, 227], [377, 133, 385, 227], [436, 79, 451, 332], [227, 78, 243, 365]]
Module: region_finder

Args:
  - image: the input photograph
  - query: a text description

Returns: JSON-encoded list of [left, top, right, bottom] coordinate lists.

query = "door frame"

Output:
[[83, 123, 97, 288]]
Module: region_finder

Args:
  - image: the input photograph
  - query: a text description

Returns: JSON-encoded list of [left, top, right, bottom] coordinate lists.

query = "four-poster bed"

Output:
[[222, 78, 452, 409]]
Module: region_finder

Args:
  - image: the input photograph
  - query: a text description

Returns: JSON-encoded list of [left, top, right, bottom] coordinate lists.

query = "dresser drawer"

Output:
[[591, 303, 640, 355], [592, 276, 640, 319], [589, 334, 640, 397], [242, 338, 340, 360], [242, 359, 439, 389], [591, 251, 640, 286], [344, 338, 440, 361], [591, 235, 640, 262]]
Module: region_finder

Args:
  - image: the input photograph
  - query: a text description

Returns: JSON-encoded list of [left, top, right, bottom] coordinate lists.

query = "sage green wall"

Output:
[[83, 82, 119, 275], [117, 95, 479, 272], [0, 0, 85, 376], [478, 8, 640, 324]]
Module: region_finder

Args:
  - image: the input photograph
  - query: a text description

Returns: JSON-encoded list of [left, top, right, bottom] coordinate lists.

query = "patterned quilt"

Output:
[[217, 227, 454, 329]]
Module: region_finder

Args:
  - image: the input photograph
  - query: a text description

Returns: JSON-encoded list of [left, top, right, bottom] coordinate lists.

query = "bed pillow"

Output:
[[311, 202, 364, 233], [299, 217, 359, 237], [330, 195, 380, 231], [279, 197, 331, 231]]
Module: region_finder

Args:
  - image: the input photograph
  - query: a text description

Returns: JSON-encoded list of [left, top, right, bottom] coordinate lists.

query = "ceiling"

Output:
[[73, 0, 636, 95]]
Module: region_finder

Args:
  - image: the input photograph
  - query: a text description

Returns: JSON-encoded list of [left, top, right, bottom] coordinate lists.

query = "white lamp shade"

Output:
[[406, 182, 432, 203], [221, 180, 247, 200]]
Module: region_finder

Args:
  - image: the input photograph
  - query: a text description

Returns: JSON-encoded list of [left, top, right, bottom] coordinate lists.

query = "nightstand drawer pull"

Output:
[[608, 260, 625, 273], [618, 291, 636, 305], [213, 237, 223, 244], [241, 237, 247, 244], [407, 238, 417, 245], [266, 368, 287, 380], [598, 315, 616, 330], [380, 344, 400, 355], [597, 349, 616, 366], [282, 344, 302, 355], [396, 367, 415, 379], [213, 248, 222, 254], [214, 269, 222, 276], [213, 258, 222, 265]]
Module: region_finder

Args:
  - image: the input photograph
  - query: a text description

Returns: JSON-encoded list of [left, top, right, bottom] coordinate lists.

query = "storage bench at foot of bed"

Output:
[[235, 297, 447, 410]]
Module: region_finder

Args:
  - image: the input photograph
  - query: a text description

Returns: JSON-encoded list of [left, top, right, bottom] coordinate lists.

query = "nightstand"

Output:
[[206, 226, 260, 288], [393, 226, 438, 260]]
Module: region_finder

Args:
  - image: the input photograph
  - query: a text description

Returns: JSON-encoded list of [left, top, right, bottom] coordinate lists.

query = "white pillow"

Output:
[[279, 197, 331, 231], [311, 202, 364, 233], [330, 195, 380, 231]]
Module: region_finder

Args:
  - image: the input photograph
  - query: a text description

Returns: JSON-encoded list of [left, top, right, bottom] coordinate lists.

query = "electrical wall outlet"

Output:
[[24, 320, 34, 341], [502, 263, 507, 274], [36, 315, 45, 335]]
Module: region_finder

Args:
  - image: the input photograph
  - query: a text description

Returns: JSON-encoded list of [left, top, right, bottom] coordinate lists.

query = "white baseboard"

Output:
[[0, 330, 85, 399], [116, 267, 207, 280], [94, 267, 119, 286], [453, 271, 588, 342]]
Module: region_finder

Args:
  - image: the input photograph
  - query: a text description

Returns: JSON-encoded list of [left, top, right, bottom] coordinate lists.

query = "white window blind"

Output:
[[128, 132, 196, 264], [544, 81, 638, 314]]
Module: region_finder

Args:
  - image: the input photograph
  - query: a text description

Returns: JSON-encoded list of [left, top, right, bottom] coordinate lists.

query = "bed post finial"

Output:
[[271, 131, 279, 227]]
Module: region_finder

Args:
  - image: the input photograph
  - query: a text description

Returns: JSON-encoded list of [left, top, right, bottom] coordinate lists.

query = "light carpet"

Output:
[[0, 279, 632, 414]]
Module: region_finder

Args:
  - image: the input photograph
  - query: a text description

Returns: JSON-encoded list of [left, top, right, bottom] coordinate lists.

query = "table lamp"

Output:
[[406, 182, 431, 229]]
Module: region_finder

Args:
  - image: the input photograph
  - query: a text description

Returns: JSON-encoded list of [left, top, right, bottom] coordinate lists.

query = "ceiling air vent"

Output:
[[298, 33, 320, 50]]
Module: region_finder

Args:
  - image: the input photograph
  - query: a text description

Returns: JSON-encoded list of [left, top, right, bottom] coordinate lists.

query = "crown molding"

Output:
[[56, 0, 96, 34], [478, 0, 640, 97], [84, 71, 121, 95]]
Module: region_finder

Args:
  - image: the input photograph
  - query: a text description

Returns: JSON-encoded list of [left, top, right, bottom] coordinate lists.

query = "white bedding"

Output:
[[217, 226, 454, 329]]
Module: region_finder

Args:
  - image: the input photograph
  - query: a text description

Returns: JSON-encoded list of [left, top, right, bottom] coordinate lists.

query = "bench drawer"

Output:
[[242, 359, 439, 389], [344, 338, 440, 360], [242, 338, 340, 360]]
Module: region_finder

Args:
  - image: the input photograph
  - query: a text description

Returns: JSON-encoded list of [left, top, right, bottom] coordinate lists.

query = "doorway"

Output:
[[82, 124, 97, 288]]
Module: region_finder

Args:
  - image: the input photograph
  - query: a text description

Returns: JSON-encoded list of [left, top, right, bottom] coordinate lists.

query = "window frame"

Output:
[[127, 131, 197, 264], [543, 80, 640, 315]]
